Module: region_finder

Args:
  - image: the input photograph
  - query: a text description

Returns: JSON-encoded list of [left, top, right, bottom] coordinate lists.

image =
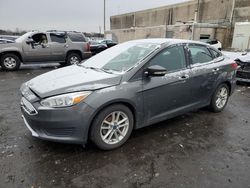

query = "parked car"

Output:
[[0, 35, 19, 41], [0, 31, 91, 71], [20, 39, 237, 150], [0, 39, 15, 44], [200, 39, 222, 51], [90, 40, 107, 55], [235, 53, 250, 83], [100, 39, 117, 48]]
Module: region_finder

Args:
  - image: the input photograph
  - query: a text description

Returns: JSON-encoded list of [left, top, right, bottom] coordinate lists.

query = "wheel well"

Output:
[[66, 50, 82, 59], [0, 51, 23, 62], [87, 101, 136, 139], [222, 81, 231, 95]]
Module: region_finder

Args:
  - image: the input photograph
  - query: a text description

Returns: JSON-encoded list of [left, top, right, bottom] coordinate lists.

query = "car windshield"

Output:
[[82, 42, 159, 73]]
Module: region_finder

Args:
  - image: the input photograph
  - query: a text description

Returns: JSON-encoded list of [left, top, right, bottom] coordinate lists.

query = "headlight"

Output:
[[40, 91, 92, 108]]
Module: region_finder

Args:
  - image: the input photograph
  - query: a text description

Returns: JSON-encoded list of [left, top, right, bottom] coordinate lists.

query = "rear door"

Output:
[[187, 44, 223, 106], [48, 33, 67, 61], [142, 44, 193, 125]]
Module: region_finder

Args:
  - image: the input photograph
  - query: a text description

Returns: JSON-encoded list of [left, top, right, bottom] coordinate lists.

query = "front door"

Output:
[[22, 33, 51, 62], [142, 45, 192, 125]]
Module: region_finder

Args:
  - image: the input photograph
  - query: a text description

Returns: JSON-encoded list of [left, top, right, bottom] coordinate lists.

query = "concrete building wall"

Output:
[[110, 0, 234, 30], [108, 0, 250, 49]]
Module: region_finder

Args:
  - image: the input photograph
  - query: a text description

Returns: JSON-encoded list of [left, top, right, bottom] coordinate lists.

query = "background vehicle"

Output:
[[235, 54, 250, 83], [20, 39, 237, 150], [0, 31, 91, 71], [0, 35, 19, 41], [89, 40, 107, 55], [0, 39, 15, 44], [200, 39, 222, 51], [100, 39, 117, 48]]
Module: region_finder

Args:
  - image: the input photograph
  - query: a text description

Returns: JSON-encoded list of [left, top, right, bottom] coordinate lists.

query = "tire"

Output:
[[0, 53, 21, 71], [59, 62, 67, 66], [66, 53, 82, 65], [90, 104, 134, 150], [209, 83, 229, 113]]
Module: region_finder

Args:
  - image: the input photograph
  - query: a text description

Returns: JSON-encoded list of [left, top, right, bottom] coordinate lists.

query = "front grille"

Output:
[[236, 71, 250, 79], [21, 97, 38, 115], [20, 84, 38, 101]]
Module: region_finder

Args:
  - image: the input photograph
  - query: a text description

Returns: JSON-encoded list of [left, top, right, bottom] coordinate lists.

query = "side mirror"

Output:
[[145, 65, 167, 77], [26, 38, 34, 45]]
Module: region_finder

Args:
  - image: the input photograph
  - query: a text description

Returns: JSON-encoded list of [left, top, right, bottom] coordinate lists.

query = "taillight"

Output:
[[231, 62, 238, 70], [86, 42, 90, 52]]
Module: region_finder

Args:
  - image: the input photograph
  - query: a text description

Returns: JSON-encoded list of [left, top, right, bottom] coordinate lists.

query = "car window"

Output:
[[50, 34, 66, 43], [189, 45, 213, 64], [32, 33, 48, 44], [67, 33, 86, 42], [148, 45, 186, 72], [210, 48, 222, 59]]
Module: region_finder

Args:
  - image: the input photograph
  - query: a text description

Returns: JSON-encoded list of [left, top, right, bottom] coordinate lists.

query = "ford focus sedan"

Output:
[[20, 39, 237, 150]]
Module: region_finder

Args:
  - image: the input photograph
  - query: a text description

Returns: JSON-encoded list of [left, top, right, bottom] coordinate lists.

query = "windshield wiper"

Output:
[[78, 65, 114, 74]]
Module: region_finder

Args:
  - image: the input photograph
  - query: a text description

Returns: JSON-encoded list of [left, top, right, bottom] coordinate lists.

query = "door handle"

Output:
[[64, 44, 69, 48], [178, 74, 189, 80]]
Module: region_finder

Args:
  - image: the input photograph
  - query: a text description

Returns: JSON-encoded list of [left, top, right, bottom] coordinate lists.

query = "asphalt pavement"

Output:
[[0, 64, 250, 188]]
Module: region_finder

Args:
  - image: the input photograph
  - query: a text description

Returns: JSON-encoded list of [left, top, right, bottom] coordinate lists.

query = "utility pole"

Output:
[[230, 0, 236, 24], [104, 0, 106, 33], [192, 0, 199, 40]]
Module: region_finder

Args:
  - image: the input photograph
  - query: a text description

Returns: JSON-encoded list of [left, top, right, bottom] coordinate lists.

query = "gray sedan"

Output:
[[20, 39, 237, 150]]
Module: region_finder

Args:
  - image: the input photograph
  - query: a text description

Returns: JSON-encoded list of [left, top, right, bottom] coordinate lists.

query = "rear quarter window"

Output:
[[189, 45, 213, 64], [210, 48, 222, 59], [67, 33, 86, 42]]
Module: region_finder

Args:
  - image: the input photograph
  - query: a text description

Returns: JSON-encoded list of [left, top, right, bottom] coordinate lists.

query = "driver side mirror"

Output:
[[145, 65, 167, 77], [26, 38, 35, 45]]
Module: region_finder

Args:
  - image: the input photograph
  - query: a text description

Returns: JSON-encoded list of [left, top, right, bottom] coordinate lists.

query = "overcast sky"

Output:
[[0, 0, 188, 33]]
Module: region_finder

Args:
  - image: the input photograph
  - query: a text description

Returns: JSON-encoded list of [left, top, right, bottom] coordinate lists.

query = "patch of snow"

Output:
[[222, 51, 250, 62]]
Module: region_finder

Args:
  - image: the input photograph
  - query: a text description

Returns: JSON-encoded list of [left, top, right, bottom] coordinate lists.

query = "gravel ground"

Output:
[[0, 64, 250, 188]]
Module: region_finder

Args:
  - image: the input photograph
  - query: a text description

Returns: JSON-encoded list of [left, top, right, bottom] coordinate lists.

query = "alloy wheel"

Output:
[[100, 111, 129, 145], [215, 87, 228, 109], [70, 56, 80, 64], [3, 57, 16, 69]]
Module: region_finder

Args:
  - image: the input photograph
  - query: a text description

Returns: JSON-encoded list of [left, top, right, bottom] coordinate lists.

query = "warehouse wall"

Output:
[[110, 0, 234, 30], [107, 0, 250, 49]]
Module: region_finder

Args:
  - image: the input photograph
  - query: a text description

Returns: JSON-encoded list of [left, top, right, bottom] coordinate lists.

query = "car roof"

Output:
[[127, 38, 208, 46]]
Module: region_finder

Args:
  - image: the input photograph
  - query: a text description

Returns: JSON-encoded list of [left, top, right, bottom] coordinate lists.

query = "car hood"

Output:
[[26, 65, 122, 98]]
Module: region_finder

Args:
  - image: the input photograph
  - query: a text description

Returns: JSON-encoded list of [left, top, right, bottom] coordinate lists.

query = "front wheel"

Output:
[[90, 104, 134, 150], [0, 53, 21, 71], [209, 84, 229, 112]]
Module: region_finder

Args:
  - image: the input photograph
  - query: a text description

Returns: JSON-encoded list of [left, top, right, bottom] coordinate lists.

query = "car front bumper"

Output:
[[236, 70, 250, 83], [20, 97, 95, 144]]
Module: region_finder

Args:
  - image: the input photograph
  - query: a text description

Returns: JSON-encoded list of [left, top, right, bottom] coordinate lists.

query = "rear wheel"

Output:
[[209, 84, 229, 112], [66, 53, 81, 65], [0, 53, 21, 71], [90, 104, 134, 150]]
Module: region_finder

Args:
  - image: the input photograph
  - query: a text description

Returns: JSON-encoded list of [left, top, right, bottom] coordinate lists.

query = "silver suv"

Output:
[[0, 31, 91, 71]]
